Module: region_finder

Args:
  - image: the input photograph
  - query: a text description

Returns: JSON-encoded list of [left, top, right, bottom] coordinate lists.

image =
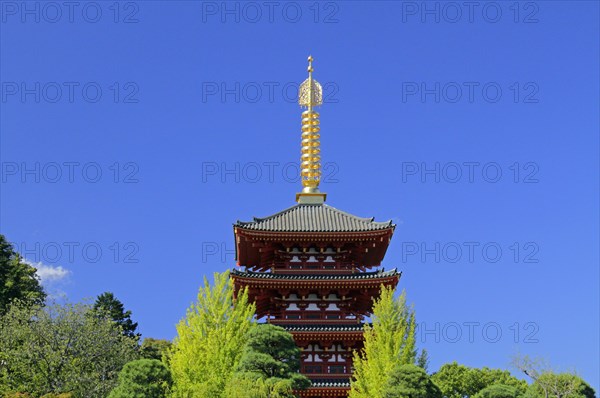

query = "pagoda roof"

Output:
[[231, 268, 399, 280], [280, 324, 365, 332], [235, 203, 394, 233], [310, 379, 350, 388]]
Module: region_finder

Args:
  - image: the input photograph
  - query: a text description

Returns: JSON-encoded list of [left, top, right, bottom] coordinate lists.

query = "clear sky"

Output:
[[1, 0, 598, 391]]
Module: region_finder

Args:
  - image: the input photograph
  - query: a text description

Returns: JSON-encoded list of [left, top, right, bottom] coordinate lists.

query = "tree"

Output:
[[108, 359, 172, 398], [383, 364, 443, 398], [0, 301, 139, 398], [431, 362, 527, 398], [513, 355, 596, 398], [140, 338, 172, 361], [417, 349, 429, 372], [0, 234, 46, 314], [474, 384, 520, 398], [231, 324, 310, 396], [93, 292, 139, 339], [168, 271, 256, 398], [350, 287, 417, 398], [224, 374, 294, 398], [523, 373, 596, 398]]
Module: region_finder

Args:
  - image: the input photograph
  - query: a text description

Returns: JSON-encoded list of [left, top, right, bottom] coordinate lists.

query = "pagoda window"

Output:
[[326, 314, 340, 320], [324, 255, 335, 262], [305, 365, 322, 374], [307, 294, 318, 300], [286, 314, 301, 320], [287, 303, 299, 310], [306, 313, 321, 320], [326, 303, 340, 310], [306, 303, 319, 311], [327, 294, 339, 300], [329, 365, 346, 374]]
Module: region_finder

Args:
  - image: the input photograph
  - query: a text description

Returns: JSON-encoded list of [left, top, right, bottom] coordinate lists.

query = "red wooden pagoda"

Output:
[[231, 57, 400, 398]]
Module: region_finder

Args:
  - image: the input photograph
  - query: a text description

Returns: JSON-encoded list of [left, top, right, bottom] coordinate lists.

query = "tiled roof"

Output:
[[280, 324, 365, 332], [231, 268, 399, 280], [309, 379, 351, 388], [235, 204, 394, 232]]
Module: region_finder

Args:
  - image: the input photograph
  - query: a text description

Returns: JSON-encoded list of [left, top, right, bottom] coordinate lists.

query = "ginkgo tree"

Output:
[[350, 286, 418, 398], [168, 271, 256, 398]]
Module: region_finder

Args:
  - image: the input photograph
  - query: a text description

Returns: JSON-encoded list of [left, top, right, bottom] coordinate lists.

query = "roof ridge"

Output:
[[230, 268, 400, 279], [235, 203, 394, 232]]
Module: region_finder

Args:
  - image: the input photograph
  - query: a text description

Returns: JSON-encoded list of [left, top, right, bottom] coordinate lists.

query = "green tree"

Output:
[[169, 271, 256, 398], [432, 362, 527, 398], [108, 359, 172, 398], [350, 287, 417, 398], [93, 292, 139, 339], [383, 364, 442, 398], [524, 373, 596, 398], [474, 384, 520, 398], [513, 355, 596, 398], [140, 338, 172, 361], [0, 234, 46, 314], [231, 324, 310, 396], [0, 301, 138, 397], [224, 374, 294, 398], [417, 349, 429, 372]]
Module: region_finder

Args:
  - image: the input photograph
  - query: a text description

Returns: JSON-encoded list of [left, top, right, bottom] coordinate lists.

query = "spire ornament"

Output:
[[296, 56, 327, 204]]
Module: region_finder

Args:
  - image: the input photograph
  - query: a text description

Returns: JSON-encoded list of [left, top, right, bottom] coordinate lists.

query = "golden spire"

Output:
[[296, 55, 326, 204]]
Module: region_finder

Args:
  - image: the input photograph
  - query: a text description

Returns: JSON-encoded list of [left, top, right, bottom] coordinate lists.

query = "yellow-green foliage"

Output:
[[223, 374, 293, 398], [168, 271, 256, 398], [3, 394, 72, 398], [350, 287, 417, 398]]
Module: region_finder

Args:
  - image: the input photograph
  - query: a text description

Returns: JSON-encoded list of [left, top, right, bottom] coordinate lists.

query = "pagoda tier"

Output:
[[300, 380, 351, 398], [230, 268, 400, 320], [234, 204, 394, 272], [283, 324, 365, 379]]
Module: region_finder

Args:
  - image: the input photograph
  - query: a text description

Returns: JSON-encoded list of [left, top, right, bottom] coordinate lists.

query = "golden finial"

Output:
[[299, 55, 322, 109], [296, 56, 326, 204]]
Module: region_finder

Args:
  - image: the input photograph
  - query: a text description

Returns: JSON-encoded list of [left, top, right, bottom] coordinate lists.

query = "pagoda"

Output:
[[231, 57, 400, 398]]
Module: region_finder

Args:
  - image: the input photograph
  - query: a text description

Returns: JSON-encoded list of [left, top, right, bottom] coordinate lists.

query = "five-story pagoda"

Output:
[[231, 57, 400, 398]]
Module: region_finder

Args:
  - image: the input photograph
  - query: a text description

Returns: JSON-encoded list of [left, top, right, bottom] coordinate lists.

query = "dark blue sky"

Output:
[[1, 1, 598, 390]]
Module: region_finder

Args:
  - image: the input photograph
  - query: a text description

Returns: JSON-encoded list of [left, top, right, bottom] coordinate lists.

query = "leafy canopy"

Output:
[[474, 384, 520, 398], [350, 287, 417, 398], [232, 323, 310, 396], [0, 301, 139, 398], [93, 292, 140, 339], [140, 338, 173, 361], [513, 355, 596, 398], [108, 359, 172, 398], [431, 362, 528, 398], [0, 234, 46, 314], [384, 364, 443, 398], [525, 372, 596, 398], [168, 271, 256, 398]]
